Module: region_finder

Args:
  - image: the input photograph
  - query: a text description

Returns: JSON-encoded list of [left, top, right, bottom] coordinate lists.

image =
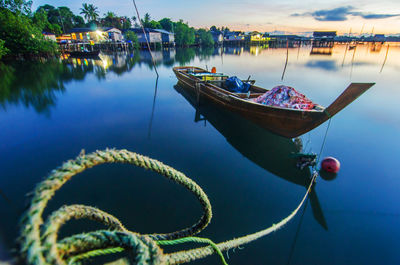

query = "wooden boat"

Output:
[[173, 66, 374, 138], [67, 50, 100, 58]]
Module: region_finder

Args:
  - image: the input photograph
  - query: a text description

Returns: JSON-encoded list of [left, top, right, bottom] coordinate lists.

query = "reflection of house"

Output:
[[224, 46, 243, 55], [153, 29, 175, 45], [310, 46, 333, 55], [139, 50, 163, 63], [125, 28, 162, 45], [210, 31, 223, 44]]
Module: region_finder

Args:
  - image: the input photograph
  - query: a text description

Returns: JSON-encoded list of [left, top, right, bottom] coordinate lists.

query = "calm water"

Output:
[[1, 44, 400, 264]]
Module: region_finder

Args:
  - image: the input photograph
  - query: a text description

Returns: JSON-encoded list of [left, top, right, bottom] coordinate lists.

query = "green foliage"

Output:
[[174, 20, 195, 46], [142, 13, 151, 27], [210, 25, 217, 32], [0, 0, 32, 14], [148, 20, 161, 29], [125, 31, 139, 49], [100, 12, 131, 31], [0, 8, 58, 57], [196, 29, 214, 46], [159, 18, 173, 32], [36, 4, 85, 32], [80, 3, 99, 23], [0, 39, 10, 59]]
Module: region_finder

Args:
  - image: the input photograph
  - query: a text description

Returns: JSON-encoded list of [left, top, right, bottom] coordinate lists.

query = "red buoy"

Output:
[[321, 157, 340, 173]]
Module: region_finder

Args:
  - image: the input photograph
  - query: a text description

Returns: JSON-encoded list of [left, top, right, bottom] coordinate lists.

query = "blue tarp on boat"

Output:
[[225, 76, 251, 93]]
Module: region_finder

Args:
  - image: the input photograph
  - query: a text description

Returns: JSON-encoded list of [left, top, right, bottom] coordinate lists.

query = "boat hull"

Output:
[[173, 67, 327, 138]]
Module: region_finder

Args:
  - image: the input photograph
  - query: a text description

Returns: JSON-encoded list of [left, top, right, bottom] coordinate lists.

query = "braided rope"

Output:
[[20, 149, 316, 265], [20, 149, 211, 265]]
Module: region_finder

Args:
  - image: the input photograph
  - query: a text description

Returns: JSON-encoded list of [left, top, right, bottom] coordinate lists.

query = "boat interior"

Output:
[[178, 67, 324, 110], [180, 67, 267, 99]]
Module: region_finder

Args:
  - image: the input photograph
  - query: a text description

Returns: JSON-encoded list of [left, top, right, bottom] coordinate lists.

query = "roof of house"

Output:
[[66, 27, 121, 34], [66, 28, 94, 33], [153, 29, 174, 35], [124, 28, 162, 34], [100, 27, 121, 32]]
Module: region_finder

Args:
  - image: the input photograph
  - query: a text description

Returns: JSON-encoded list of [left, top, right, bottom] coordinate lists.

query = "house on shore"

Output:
[[313, 31, 337, 41], [153, 29, 175, 46], [224, 31, 245, 42], [102, 27, 123, 42], [124, 28, 162, 47], [67, 27, 123, 43]]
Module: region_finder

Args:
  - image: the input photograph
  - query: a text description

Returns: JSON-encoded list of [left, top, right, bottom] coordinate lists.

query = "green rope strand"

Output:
[[67, 247, 125, 264], [158, 237, 228, 265]]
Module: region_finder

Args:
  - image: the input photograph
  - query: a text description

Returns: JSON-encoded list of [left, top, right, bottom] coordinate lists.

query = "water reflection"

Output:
[[1, 43, 396, 115], [305, 60, 338, 71], [0, 61, 66, 116], [174, 83, 328, 229]]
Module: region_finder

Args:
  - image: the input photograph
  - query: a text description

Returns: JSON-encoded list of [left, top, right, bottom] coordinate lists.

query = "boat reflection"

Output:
[[174, 83, 328, 229]]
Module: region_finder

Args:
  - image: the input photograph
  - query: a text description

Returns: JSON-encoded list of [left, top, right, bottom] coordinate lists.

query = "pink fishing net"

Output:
[[253, 85, 315, 110]]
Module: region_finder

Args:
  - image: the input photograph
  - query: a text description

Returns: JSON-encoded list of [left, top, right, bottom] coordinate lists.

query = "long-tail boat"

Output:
[[173, 66, 374, 138]]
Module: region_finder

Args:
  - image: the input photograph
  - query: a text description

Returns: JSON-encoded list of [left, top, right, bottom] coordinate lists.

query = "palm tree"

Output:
[[80, 3, 99, 23]]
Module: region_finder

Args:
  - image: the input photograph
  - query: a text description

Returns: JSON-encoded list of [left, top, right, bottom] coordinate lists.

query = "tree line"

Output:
[[0, 0, 223, 59]]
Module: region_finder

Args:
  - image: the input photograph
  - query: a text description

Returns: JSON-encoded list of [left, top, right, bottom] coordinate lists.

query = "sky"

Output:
[[32, 0, 400, 35]]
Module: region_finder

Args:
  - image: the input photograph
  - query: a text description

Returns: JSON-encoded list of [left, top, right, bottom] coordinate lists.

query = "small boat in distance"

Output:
[[67, 50, 100, 58], [173, 66, 374, 138]]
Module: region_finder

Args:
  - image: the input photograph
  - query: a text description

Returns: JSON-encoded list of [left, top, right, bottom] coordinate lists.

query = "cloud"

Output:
[[292, 6, 400, 21], [359, 13, 400, 19]]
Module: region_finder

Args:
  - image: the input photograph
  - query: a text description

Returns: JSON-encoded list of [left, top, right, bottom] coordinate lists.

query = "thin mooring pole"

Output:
[[132, 0, 159, 77]]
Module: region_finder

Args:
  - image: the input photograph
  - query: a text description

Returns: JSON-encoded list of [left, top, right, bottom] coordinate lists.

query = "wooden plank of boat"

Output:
[[173, 66, 374, 138]]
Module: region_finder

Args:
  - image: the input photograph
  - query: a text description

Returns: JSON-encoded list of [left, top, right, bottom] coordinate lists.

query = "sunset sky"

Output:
[[32, 0, 400, 35]]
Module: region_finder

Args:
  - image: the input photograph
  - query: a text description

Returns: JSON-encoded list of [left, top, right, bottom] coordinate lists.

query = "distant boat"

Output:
[[173, 66, 374, 138], [67, 50, 100, 58]]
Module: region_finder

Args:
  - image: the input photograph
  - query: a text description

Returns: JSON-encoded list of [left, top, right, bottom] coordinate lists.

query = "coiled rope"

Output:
[[20, 149, 317, 265]]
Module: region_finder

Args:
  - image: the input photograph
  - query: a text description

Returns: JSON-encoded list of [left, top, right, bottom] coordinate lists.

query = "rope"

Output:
[[20, 149, 317, 265], [316, 118, 332, 165]]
